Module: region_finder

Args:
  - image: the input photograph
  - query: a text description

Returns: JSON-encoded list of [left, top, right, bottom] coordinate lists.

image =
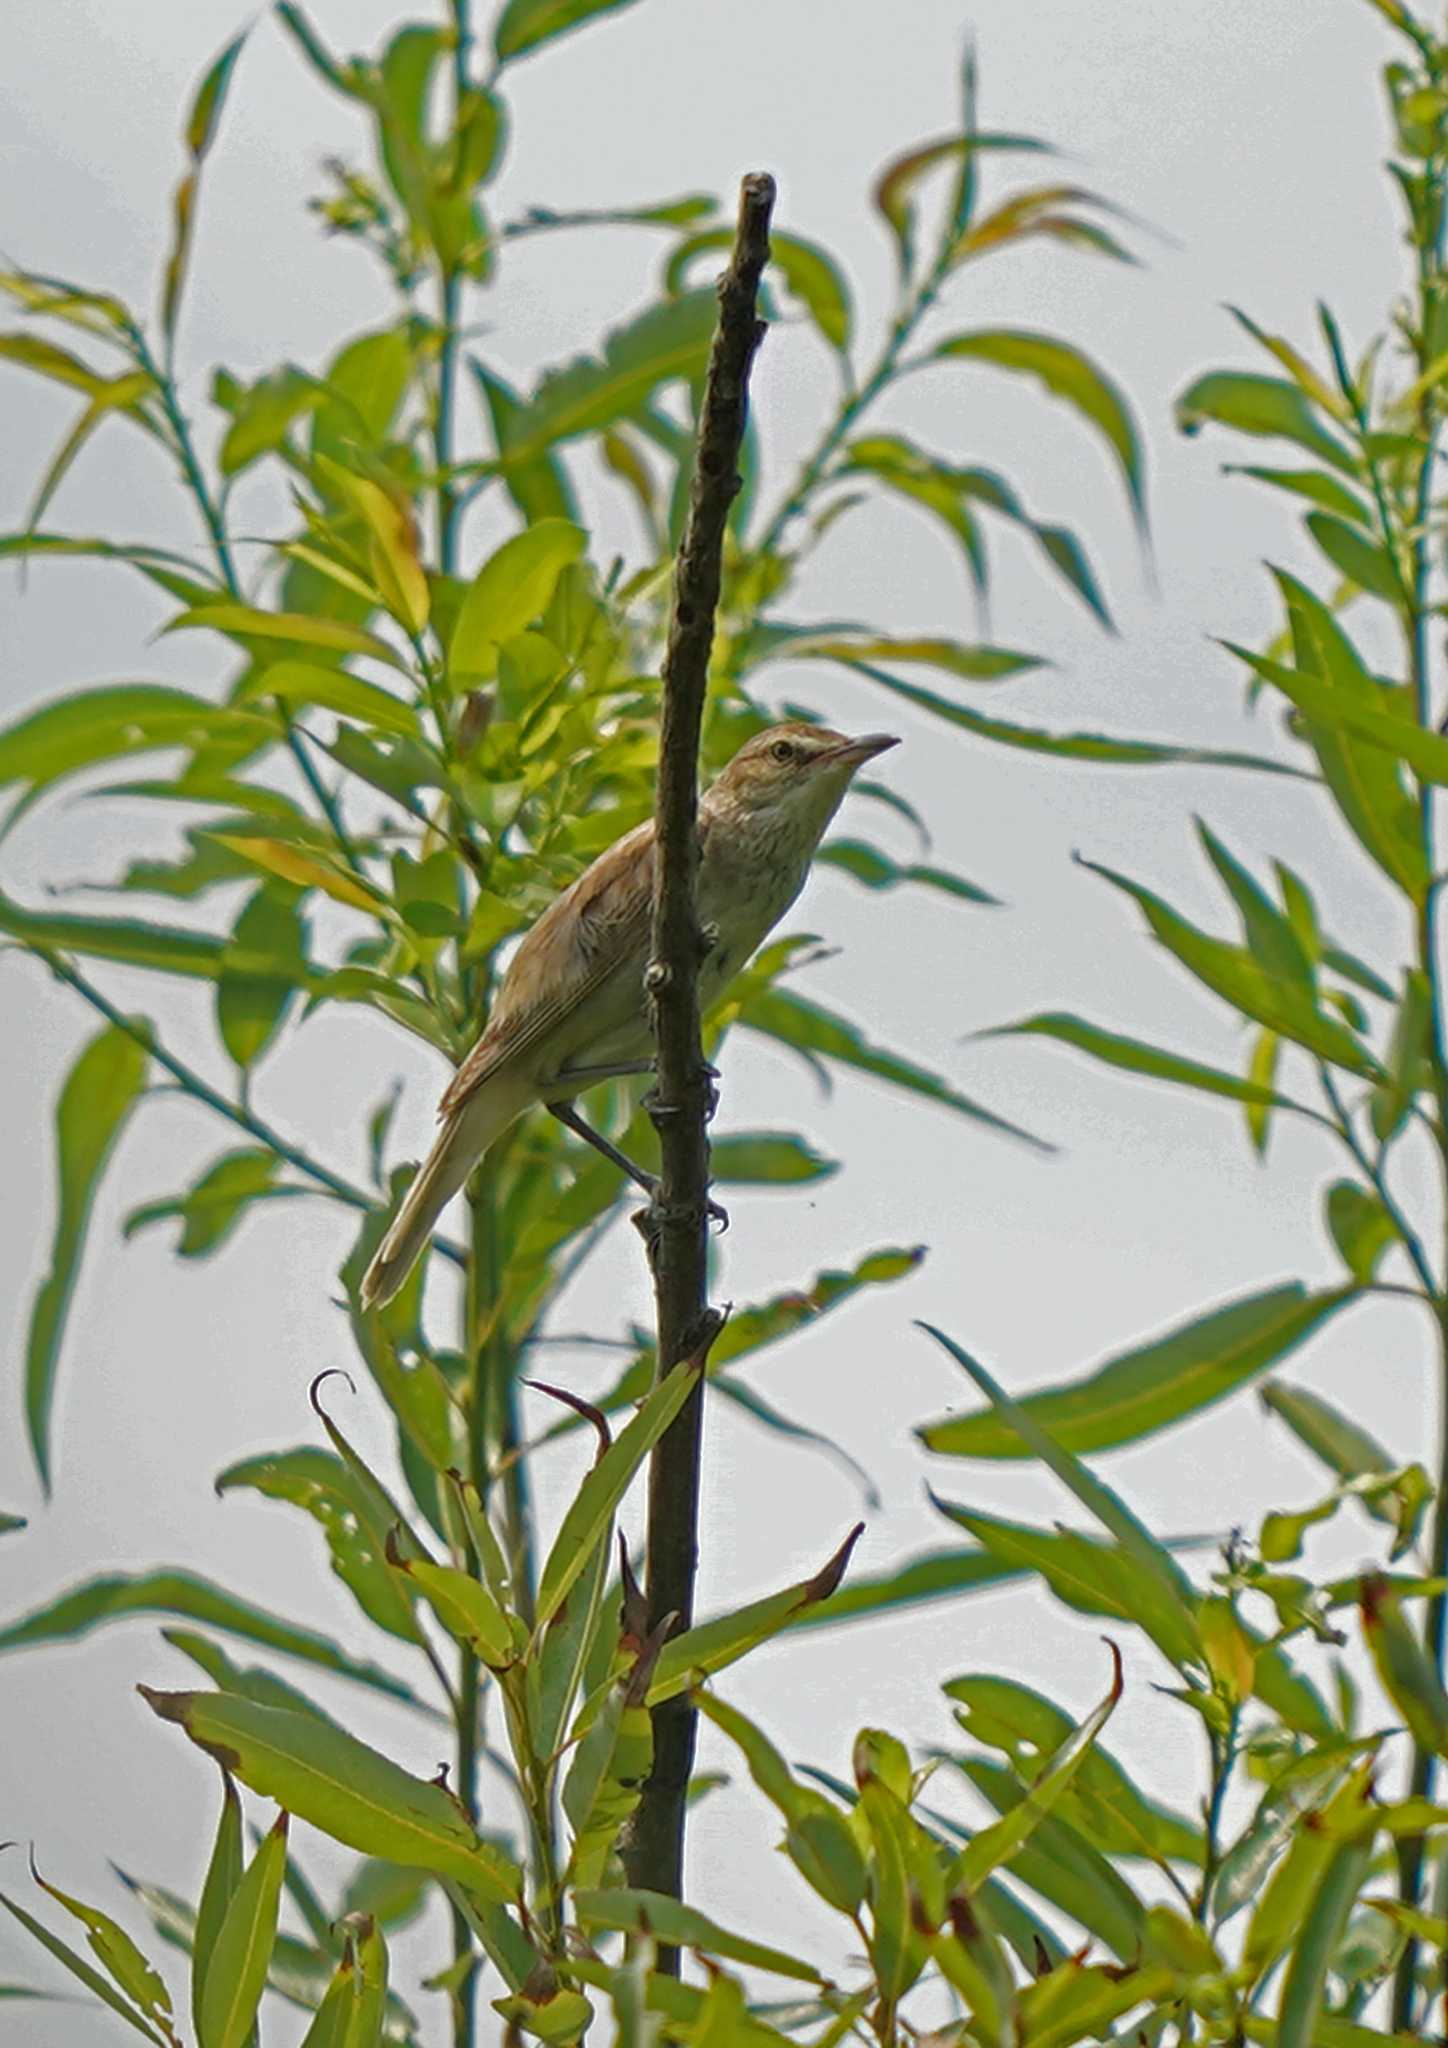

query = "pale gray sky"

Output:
[[0, 2, 1417, 2041]]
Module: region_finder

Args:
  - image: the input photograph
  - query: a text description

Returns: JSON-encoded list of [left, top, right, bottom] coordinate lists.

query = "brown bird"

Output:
[[360, 721, 899, 1309]]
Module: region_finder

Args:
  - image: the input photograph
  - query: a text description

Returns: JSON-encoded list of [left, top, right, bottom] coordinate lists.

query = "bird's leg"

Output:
[[546, 1099, 659, 1200]]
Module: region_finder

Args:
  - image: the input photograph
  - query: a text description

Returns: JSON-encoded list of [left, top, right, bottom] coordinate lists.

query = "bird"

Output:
[[360, 720, 900, 1309]]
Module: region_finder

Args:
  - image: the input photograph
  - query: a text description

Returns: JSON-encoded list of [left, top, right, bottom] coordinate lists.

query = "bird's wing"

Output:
[[438, 817, 658, 1119]]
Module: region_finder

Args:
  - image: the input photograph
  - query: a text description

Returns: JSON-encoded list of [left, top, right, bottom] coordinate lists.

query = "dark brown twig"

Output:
[[622, 172, 776, 1933]]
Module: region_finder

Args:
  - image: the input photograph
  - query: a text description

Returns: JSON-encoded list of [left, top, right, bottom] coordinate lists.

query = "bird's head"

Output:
[[710, 722, 900, 837]]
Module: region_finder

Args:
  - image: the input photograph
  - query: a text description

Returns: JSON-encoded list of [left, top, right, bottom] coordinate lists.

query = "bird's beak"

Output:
[[830, 732, 900, 770]]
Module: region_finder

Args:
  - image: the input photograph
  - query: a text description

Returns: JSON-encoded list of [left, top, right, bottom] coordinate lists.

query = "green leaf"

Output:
[[952, 1645, 1124, 1889], [502, 291, 718, 461], [164, 604, 408, 673], [646, 1525, 862, 1703], [192, 1775, 244, 2043], [852, 663, 1298, 774], [216, 1447, 419, 1646], [873, 130, 1052, 278], [920, 1284, 1357, 1459], [933, 330, 1145, 525], [1176, 371, 1359, 473], [573, 1890, 824, 1983], [987, 1011, 1314, 1113], [449, 519, 587, 681], [236, 662, 420, 737], [1272, 573, 1428, 901], [216, 887, 309, 1072], [1324, 1181, 1397, 1282], [1359, 1572, 1448, 1753], [1305, 513, 1404, 602], [26, 1022, 148, 1491], [0, 685, 276, 795], [534, 1360, 703, 1628], [493, 0, 642, 62], [0, 894, 232, 977], [1221, 465, 1374, 525], [707, 1131, 838, 1184], [786, 631, 1041, 682], [472, 363, 578, 526], [782, 1546, 1032, 1628], [199, 1811, 287, 2048], [0, 1895, 164, 2043], [0, 531, 218, 602], [0, 1512, 26, 1536], [945, 1674, 1202, 1863], [0, 1569, 428, 1706], [739, 985, 1045, 1148], [1277, 1839, 1375, 2048], [938, 1761, 1148, 1960], [163, 30, 248, 343], [1260, 1381, 1397, 1498], [818, 837, 999, 905], [920, 1328, 1202, 1669], [140, 1690, 522, 1897], [1081, 857, 1383, 1078], [935, 1502, 1198, 1669], [309, 330, 413, 464], [666, 228, 852, 352], [26, 1860, 174, 2034], [387, 1556, 512, 1666], [123, 1149, 300, 1260]]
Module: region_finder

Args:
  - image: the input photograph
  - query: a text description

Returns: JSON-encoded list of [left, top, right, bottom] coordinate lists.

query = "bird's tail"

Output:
[[360, 1072, 533, 1311]]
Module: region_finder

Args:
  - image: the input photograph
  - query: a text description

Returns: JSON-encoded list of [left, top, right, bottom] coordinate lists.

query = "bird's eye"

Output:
[[770, 739, 795, 764]]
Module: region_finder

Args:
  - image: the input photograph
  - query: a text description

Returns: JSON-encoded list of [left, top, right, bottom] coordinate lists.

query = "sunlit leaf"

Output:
[[572, 1890, 824, 1982], [502, 291, 717, 461], [162, 30, 249, 343], [450, 518, 586, 682], [0, 685, 276, 796]]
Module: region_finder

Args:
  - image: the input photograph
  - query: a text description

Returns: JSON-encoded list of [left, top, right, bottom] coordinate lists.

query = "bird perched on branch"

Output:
[[360, 721, 899, 1309]]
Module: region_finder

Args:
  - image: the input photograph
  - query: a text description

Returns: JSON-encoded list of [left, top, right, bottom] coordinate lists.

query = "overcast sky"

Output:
[[0, 2, 1420, 2041]]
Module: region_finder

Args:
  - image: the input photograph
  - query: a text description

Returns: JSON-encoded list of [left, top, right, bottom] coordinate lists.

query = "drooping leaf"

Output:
[[738, 985, 1045, 1147], [572, 1890, 824, 1982], [1176, 371, 1359, 473], [0, 685, 276, 796], [0, 1570, 428, 1705], [921, 1284, 1358, 1459], [933, 330, 1145, 525], [25, 1860, 175, 2036], [26, 1022, 148, 1491], [123, 1149, 302, 1260], [192, 1774, 243, 2042], [1081, 858, 1383, 1078], [987, 1011, 1314, 1114], [707, 1130, 838, 1184], [852, 664, 1298, 774], [818, 837, 999, 905], [215, 886, 310, 1072], [646, 1525, 863, 1702], [666, 228, 852, 352], [139, 1690, 522, 1897], [472, 362, 578, 525], [501, 291, 717, 461], [236, 661, 420, 738]]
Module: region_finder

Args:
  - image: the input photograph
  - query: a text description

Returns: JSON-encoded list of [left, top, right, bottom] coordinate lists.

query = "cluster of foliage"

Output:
[[9, 0, 1448, 2043]]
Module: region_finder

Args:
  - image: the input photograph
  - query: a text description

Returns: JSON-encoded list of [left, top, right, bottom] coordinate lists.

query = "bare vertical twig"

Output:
[[622, 172, 776, 1930]]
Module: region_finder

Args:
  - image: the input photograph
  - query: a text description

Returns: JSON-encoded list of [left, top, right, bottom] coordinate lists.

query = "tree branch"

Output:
[[622, 172, 775, 1932]]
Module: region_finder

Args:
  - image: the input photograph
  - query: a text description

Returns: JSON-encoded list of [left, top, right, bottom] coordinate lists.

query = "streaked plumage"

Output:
[[360, 722, 898, 1309]]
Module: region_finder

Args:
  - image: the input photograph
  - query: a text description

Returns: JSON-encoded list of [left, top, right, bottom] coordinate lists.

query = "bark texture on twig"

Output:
[[622, 172, 776, 1925]]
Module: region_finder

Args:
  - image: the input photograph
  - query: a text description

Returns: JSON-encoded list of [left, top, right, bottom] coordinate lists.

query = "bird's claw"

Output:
[[707, 1194, 729, 1233]]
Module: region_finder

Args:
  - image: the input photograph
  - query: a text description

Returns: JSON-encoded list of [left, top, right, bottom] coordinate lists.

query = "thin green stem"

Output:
[[1393, 104, 1448, 2034], [1197, 1706, 1239, 1923], [129, 326, 363, 867], [751, 235, 955, 565], [1319, 1067, 1439, 1297], [36, 945, 467, 1267]]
